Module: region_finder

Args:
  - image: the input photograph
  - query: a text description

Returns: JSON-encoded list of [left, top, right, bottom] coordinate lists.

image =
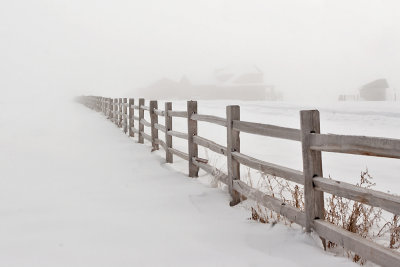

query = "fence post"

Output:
[[116, 98, 119, 125], [105, 97, 108, 116], [227, 105, 241, 206], [112, 98, 117, 124], [165, 102, 173, 163], [114, 98, 118, 125], [150, 100, 159, 151], [123, 98, 128, 133], [187, 101, 199, 177], [128, 98, 134, 137], [118, 98, 123, 127], [300, 110, 325, 234], [109, 98, 113, 121], [138, 98, 144, 144], [108, 98, 112, 119]]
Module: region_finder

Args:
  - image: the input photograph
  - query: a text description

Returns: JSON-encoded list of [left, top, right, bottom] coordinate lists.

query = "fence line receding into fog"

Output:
[[76, 95, 400, 267]]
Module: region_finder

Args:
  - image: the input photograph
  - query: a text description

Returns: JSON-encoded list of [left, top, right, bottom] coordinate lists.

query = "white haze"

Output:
[[1, 0, 400, 101]]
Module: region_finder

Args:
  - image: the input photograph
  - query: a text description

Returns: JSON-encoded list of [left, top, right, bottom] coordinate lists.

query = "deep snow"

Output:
[[0, 98, 359, 267]]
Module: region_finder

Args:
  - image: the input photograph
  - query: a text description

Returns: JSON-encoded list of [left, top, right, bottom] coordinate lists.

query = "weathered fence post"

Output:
[[138, 98, 145, 144], [114, 98, 118, 125], [150, 100, 159, 151], [165, 102, 173, 163], [187, 101, 199, 177], [118, 98, 123, 128], [128, 98, 134, 137], [300, 110, 325, 234], [227, 105, 241, 206], [105, 97, 108, 116], [123, 98, 128, 133], [109, 98, 113, 121], [116, 98, 119, 125], [108, 98, 112, 119]]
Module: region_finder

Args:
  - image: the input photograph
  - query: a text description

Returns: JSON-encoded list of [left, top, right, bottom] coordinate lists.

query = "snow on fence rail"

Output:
[[77, 95, 400, 267]]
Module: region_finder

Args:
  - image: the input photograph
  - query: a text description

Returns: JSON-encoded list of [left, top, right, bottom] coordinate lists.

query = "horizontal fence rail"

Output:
[[168, 110, 187, 118], [232, 151, 304, 185], [167, 130, 188, 140], [313, 176, 400, 215], [191, 114, 227, 127], [309, 133, 400, 159], [233, 120, 301, 141], [193, 136, 227, 156], [77, 95, 400, 267]]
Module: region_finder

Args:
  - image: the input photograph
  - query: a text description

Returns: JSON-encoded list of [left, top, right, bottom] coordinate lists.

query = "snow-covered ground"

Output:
[[0, 98, 363, 266]]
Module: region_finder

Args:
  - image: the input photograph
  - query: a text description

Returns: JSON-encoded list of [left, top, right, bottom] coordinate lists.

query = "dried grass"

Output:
[[241, 168, 398, 265]]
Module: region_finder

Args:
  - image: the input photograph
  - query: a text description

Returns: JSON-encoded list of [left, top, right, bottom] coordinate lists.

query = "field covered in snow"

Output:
[[1, 97, 399, 266]]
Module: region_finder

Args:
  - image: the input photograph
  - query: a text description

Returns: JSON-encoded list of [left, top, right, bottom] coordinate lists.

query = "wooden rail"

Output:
[[309, 133, 400, 159], [167, 130, 188, 140], [141, 131, 152, 142], [192, 158, 228, 185], [233, 120, 300, 141], [168, 110, 187, 118], [232, 152, 304, 185], [314, 220, 400, 267], [313, 177, 400, 215], [140, 118, 151, 127], [233, 180, 306, 226], [169, 147, 189, 161], [78, 95, 400, 267], [193, 136, 227, 156], [154, 123, 166, 133], [191, 114, 227, 127]]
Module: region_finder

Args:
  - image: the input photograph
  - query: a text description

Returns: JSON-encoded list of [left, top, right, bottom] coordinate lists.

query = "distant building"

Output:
[[132, 66, 281, 101], [338, 78, 397, 101], [359, 79, 389, 101]]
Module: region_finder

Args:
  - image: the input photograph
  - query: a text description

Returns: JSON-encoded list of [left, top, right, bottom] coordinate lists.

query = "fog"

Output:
[[1, 0, 400, 101]]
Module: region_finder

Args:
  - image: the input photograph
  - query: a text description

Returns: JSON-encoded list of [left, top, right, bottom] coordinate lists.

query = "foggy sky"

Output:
[[1, 0, 400, 101]]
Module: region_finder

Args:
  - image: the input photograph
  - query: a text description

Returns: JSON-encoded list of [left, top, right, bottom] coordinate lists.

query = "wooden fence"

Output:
[[77, 95, 400, 267]]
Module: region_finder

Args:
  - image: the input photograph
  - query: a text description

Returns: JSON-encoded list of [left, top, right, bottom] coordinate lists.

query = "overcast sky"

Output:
[[1, 0, 399, 101]]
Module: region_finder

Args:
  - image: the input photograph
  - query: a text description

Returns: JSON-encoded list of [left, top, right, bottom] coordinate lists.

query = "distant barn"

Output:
[[359, 79, 389, 101]]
